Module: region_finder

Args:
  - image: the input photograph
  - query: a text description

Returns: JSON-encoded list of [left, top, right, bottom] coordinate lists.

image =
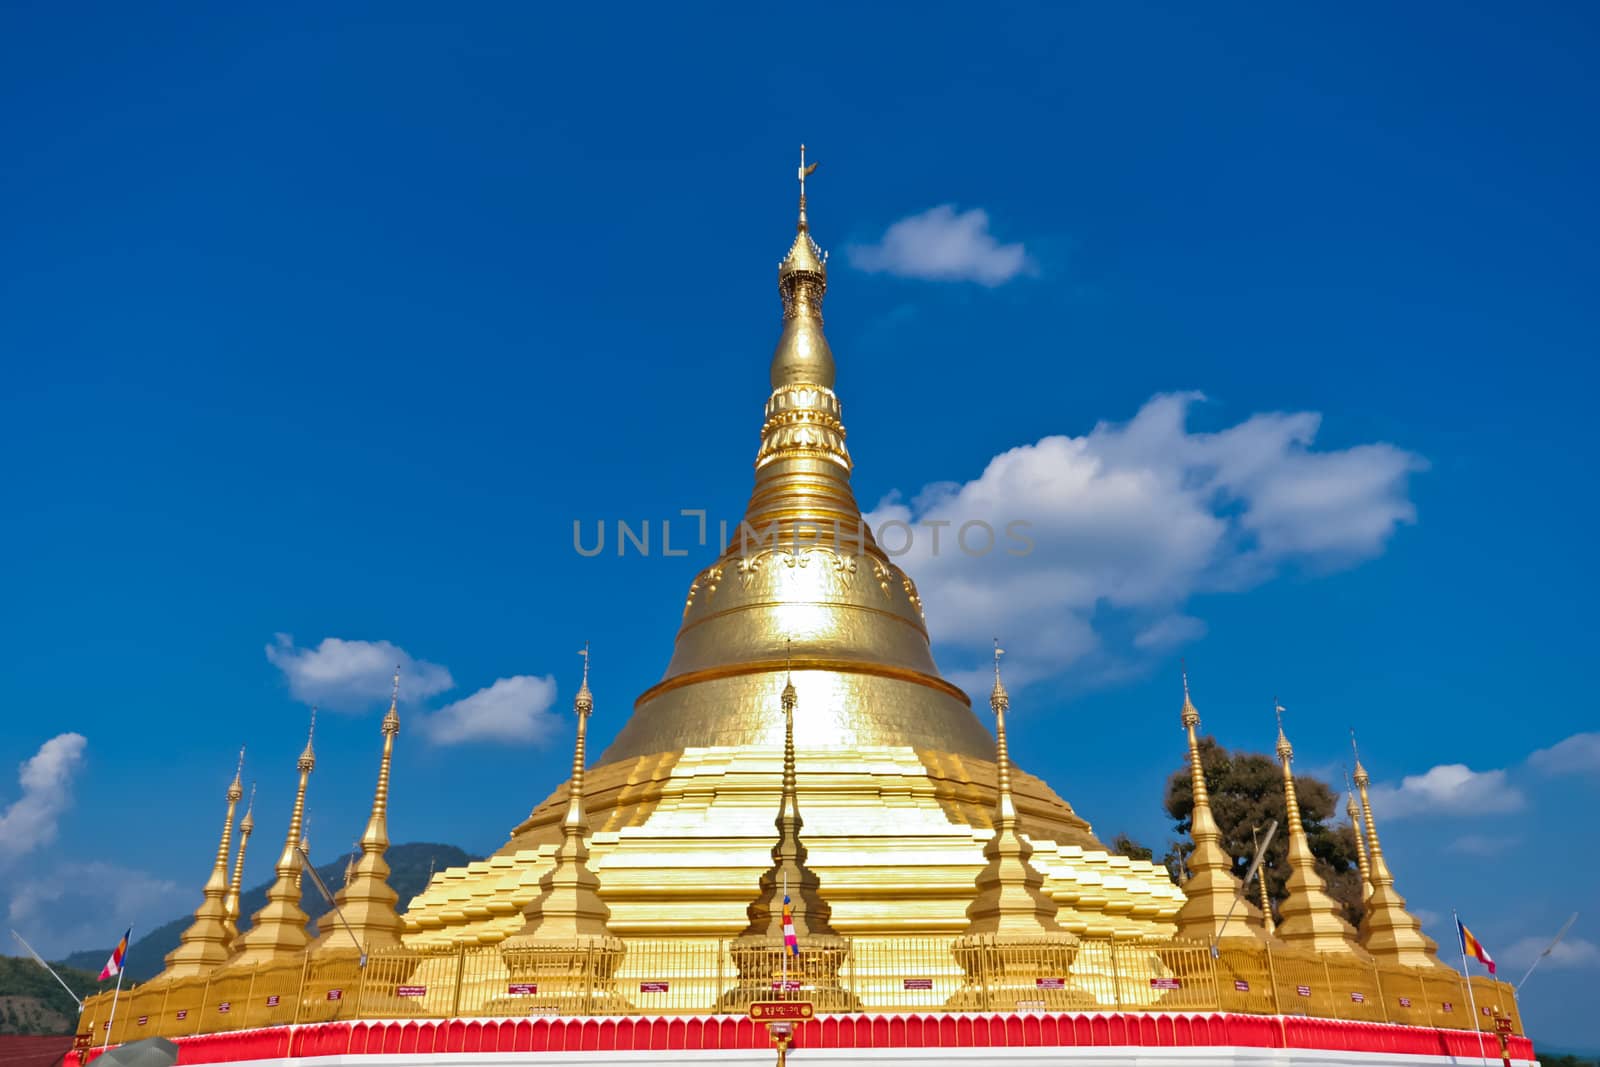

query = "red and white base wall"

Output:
[[73, 1012, 1538, 1067]]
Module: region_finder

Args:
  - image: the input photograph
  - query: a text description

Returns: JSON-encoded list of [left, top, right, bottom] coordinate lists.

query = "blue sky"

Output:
[[1, 1, 1596, 1048]]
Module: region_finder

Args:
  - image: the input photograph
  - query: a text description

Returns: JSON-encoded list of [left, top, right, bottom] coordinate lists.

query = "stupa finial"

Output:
[[382, 666, 400, 735], [224, 782, 255, 947], [1271, 704, 1365, 955], [1350, 737, 1446, 968], [229, 710, 318, 965], [959, 643, 1067, 939], [1345, 767, 1372, 898], [796, 143, 817, 234], [315, 668, 405, 954], [299, 706, 317, 772], [736, 635, 839, 947], [772, 146, 833, 388], [508, 644, 615, 943], [157, 751, 248, 978], [1172, 668, 1266, 941]]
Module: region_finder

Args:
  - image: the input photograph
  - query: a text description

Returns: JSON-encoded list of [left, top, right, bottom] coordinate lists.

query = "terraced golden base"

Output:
[[401, 744, 1184, 946]]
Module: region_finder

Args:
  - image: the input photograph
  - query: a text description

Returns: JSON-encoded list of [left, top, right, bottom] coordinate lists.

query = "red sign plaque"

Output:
[[1150, 977, 1182, 990], [749, 1001, 814, 1021]]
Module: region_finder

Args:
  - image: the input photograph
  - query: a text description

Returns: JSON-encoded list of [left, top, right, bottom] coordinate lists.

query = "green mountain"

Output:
[[55, 842, 475, 983], [0, 955, 100, 1035]]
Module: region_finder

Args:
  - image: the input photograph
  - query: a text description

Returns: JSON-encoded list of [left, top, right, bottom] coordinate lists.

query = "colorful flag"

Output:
[[1457, 918, 1496, 975], [98, 927, 131, 982], [782, 894, 799, 957]]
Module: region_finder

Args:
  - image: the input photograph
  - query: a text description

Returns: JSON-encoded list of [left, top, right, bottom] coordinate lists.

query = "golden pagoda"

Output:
[[1351, 740, 1446, 969], [1271, 709, 1365, 957], [228, 712, 316, 967], [401, 148, 1184, 949], [1170, 675, 1266, 943], [311, 670, 404, 954], [505, 647, 617, 945], [723, 645, 853, 1010], [156, 750, 245, 978]]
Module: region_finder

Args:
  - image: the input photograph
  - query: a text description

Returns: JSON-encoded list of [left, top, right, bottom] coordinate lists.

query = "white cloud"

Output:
[[420, 675, 562, 746], [1134, 614, 1207, 650], [0, 733, 88, 861], [1451, 834, 1504, 857], [5, 861, 182, 959], [866, 392, 1424, 687], [1500, 935, 1600, 972], [1527, 732, 1600, 776], [847, 205, 1033, 286], [1365, 764, 1526, 819], [266, 635, 454, 712]]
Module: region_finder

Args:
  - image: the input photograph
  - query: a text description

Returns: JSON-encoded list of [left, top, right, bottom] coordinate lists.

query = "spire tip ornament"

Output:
[[1172, 669, 1266, 942]]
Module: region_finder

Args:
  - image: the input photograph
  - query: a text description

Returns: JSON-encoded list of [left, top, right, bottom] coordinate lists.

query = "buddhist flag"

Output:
[[98, 927, 131, 982], [782, 894, 799, 957], [1457, 917, 1496, 975]]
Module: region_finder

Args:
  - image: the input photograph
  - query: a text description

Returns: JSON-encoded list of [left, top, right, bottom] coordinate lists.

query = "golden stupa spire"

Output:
[[959, 643, 1068, 938], [1172, 670, 1266, 941], [598, 148, 1000, 769], [224, 782, 255, 945], [1271, 703, 1365, 955], [1351, 733, 1445, 968], [1251, 824, 1276, 936], [229, 709, 316, 966], [1345, 769, 1372, 900], [739, 639, 839, 943], [157, 749, 246, 978], [509, 645, 615, 941], [313, 667, 404, 953]]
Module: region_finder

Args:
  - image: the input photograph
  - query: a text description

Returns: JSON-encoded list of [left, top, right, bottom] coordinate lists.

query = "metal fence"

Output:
[[80, 936, 1522, 1047]]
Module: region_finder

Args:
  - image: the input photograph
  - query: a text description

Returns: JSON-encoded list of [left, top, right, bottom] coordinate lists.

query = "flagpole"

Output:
[[1454, 910, 1490, 1067], [10, 930, 84, 1010], [101, 962, 126, 1052], [1516, 912, 1578, 993]]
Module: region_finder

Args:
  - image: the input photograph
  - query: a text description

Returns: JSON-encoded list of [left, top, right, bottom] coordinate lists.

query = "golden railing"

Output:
[[79, 937, 1523, 1047]]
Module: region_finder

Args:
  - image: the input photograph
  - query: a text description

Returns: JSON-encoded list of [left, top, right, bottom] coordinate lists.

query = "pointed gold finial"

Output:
[[229, 709, 319, 965], [797, 144, 818, 234], [1173, 669, 1265, 941], [299, 707, 317, 771], [1271, 703, 1365, 955], [958, 642, 1067, 941], [733, 635, 842, 973], [157, 752, 248, 977], [382, 666, 401, 735], [508, 644, 615, 943], [576, 641, 593, 712], [1345, 767, 1372, 899], [1349, 735, 1446, 968], [224, 782, 255, 947], [314, 670, 405, 954], [772, 146, 833, 389]]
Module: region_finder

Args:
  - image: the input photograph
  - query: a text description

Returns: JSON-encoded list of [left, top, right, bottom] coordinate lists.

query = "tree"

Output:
[[1161, 736, 1365, 929], [1109, 833, 1154, 863]]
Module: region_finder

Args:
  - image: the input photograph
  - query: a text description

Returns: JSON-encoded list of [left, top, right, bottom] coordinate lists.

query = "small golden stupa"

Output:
[[400, 149, 1184, 949]]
